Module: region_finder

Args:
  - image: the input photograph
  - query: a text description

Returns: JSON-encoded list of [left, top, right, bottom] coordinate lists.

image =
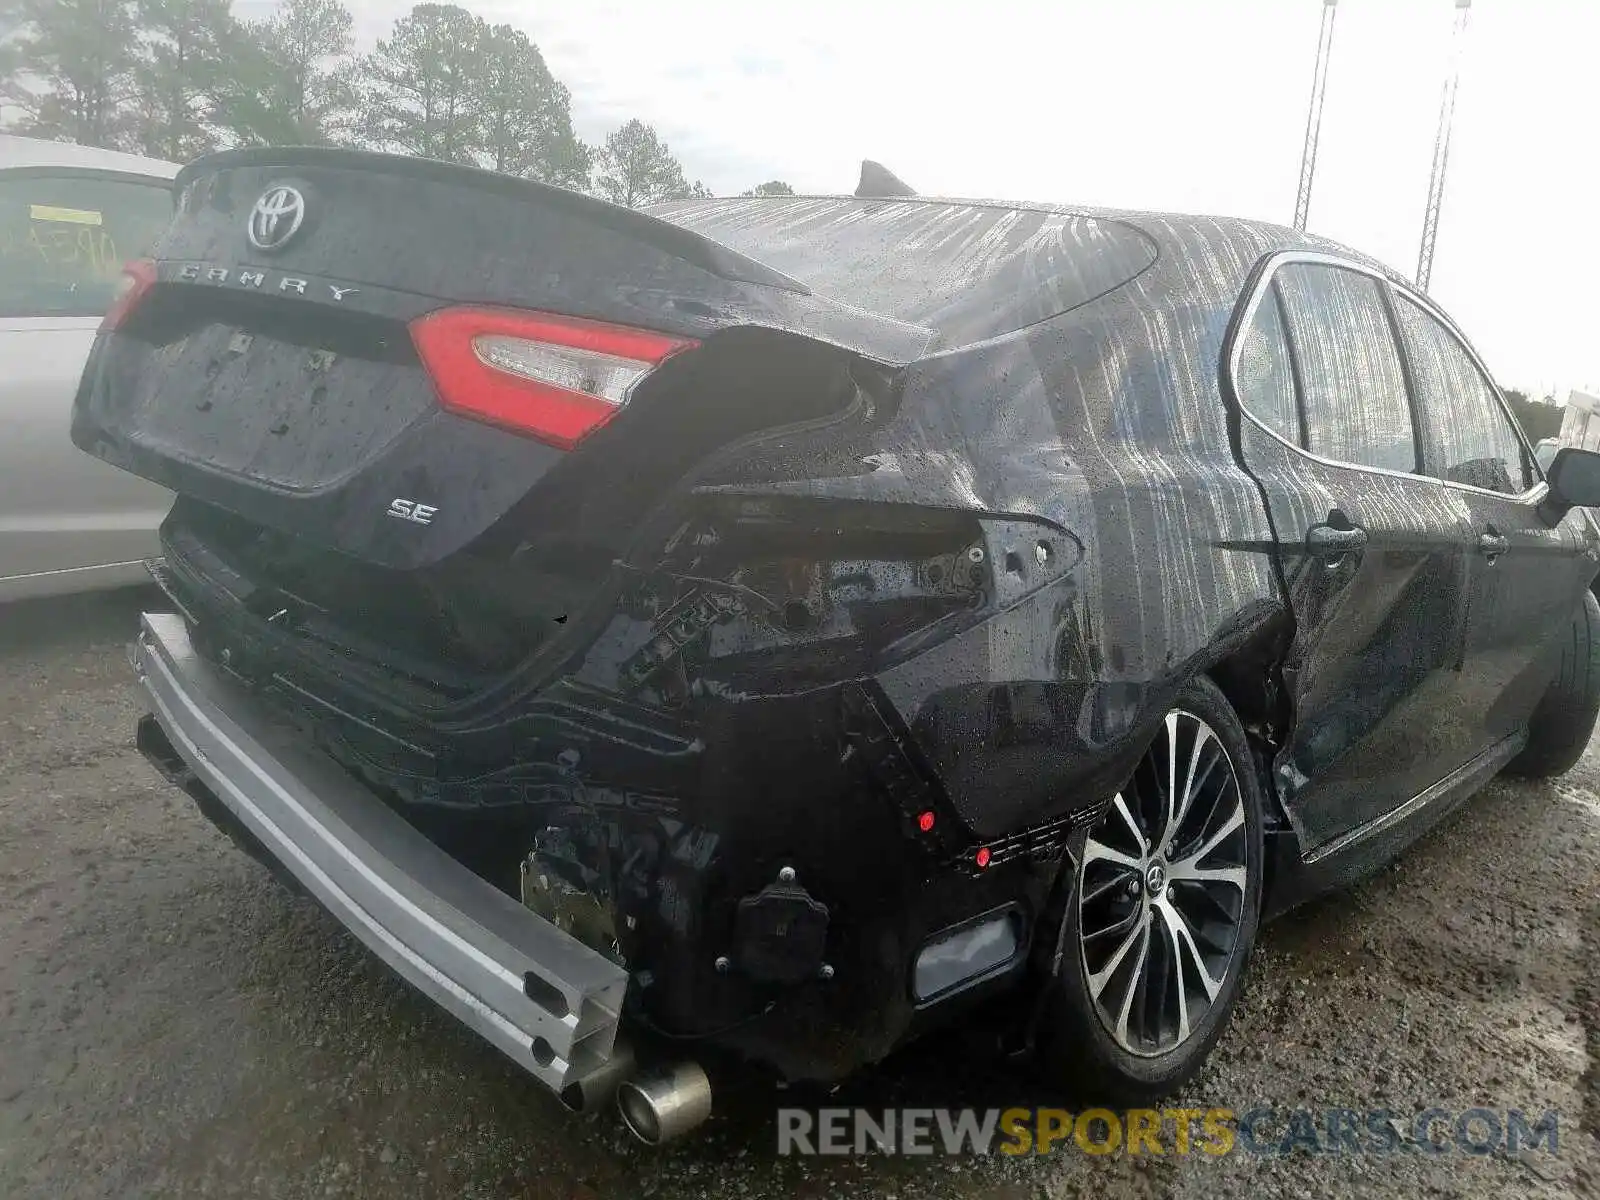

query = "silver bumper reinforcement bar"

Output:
[[133, 611, 631, 1105]]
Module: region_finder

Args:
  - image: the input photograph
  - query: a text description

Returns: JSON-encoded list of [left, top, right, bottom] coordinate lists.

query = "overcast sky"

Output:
[[248, 0, 1599, 394]]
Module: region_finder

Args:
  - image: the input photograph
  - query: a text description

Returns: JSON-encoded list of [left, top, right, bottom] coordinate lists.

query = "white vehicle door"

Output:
[[0, 167, 175, 596]]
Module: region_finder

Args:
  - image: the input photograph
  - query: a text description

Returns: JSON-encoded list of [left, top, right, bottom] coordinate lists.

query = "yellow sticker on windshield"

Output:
[[29, 204, 103, 226]]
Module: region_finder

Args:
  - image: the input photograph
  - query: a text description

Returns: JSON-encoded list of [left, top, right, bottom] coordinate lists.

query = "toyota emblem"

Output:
[[246, 184, 306, 252]]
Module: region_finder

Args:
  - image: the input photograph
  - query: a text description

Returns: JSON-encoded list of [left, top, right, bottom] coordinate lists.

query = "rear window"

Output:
[[0, 170, 173, 319], [649, 197, 1157, 347]]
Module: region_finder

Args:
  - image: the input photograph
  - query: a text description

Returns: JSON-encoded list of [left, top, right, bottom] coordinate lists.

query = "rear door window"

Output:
[[1393, 295, 1530, 495], [1273, 263, 1417, 474], [1234, 284, 1301, 444], [0, 170, 173, 318]]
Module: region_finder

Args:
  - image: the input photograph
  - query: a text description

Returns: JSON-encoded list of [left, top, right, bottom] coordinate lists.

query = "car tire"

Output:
[[1033, 676, 1264, 1104], [1504, 589, 1600, 779]]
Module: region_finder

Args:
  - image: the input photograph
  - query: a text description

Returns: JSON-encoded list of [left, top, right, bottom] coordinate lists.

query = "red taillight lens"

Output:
[[409, 307, 698, 450], [100, 258, 157, 332]]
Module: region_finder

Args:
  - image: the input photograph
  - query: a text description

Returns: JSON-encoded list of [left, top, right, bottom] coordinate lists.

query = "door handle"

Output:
[[1477, 530, 1509, 561], [1306, 523, 1369, 558]]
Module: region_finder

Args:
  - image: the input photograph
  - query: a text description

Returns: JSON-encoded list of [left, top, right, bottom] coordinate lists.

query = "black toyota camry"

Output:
[[71, 149, 1600, 1142]]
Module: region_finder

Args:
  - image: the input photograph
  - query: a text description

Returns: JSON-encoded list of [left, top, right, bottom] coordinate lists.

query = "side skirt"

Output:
[[1262, 730, 1526, 919]]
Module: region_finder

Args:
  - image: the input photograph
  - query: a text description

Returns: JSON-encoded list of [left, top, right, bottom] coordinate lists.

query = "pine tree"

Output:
[[470, 22, 588, 186], [358, 3, 482, 164], [594, 118, 694, 208], [131, 0, 238, 160], [1, 0, 140, 148], [215, 0, 358, 146]]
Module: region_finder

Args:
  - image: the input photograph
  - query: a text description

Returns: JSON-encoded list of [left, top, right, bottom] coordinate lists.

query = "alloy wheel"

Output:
[[1077, 710, 1250, 1057]]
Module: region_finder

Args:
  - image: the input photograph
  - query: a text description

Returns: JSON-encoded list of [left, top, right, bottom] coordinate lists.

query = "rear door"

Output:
[[1392, 291, 1599, 753], [1229, 255, 1478, 855], [0, 167, 174, 589]]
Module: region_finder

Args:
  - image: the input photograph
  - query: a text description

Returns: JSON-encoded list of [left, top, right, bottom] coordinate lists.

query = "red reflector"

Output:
[[100, 259, 157, 332], [975, 847, 991, 869], [409, 306, 698, 451], [917, 811, 936, 833]]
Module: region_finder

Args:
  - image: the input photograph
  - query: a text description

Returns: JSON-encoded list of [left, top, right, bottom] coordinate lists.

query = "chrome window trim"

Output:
[[1225, 250, 1547, 505]]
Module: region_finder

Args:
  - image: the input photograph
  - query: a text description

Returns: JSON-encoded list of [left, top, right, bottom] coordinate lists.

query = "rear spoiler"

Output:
[[176, 146, 812, 296], [164, 146, 937, 366]]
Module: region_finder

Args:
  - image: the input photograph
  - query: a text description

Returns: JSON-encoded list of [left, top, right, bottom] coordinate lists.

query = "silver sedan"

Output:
[[1, 135, 177, 601]]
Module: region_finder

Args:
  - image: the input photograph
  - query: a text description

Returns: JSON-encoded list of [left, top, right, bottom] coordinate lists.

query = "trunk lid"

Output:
[[72, 148, 931, 572]]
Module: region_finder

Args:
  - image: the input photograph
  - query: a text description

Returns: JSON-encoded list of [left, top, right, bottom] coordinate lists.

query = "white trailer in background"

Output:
[[1558, 389, 1600, 450], [1543, 390, 1600, 470]]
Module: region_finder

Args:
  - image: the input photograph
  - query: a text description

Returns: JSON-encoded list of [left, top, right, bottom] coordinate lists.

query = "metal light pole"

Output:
[[1292, 0, 1340, 232], [1415, 0, 1473, 292]]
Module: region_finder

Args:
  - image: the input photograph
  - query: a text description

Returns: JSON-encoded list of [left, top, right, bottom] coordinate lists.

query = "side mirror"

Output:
[[1544, 447, 1600, 515]]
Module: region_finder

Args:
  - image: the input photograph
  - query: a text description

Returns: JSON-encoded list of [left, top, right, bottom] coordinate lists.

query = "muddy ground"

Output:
[[0, 588, 1594, 1199]]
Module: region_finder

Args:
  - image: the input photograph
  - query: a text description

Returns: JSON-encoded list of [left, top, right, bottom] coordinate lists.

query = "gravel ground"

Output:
[[0, 587, 1594, 1199]]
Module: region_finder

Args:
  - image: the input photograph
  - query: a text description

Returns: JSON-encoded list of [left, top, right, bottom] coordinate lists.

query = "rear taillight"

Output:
[[100, 258, 157, 332], [409, 307, 698, 450]]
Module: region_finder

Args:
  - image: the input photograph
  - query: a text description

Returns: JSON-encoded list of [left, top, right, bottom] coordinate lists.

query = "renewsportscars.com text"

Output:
[[776, 1106, 1561, 1158]]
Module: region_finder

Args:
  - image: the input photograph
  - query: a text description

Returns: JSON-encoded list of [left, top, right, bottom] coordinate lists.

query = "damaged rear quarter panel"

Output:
[[698, 215, 1291, 838]]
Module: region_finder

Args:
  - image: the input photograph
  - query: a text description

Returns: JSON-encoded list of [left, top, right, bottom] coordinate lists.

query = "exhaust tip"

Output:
[[616, 1061, 713, 1145]]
